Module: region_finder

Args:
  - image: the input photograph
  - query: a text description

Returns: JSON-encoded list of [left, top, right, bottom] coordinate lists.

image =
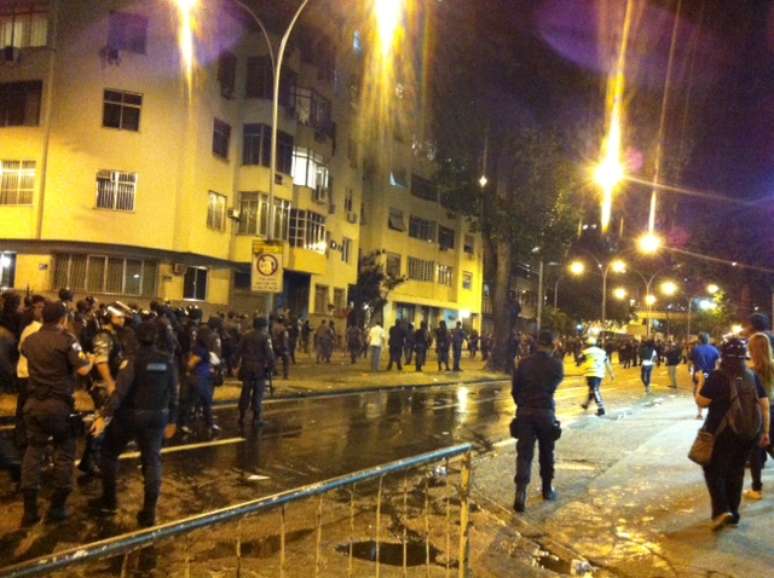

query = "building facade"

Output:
[[0, 0, 482, 330]]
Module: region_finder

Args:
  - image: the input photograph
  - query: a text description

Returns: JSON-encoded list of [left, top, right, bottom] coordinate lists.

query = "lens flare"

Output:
[[375, 0, 402, 57], [173, 0, 198, 99]]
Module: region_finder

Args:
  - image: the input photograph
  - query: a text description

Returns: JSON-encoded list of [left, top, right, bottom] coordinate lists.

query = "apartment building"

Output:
[[0, 0, 481, 330]]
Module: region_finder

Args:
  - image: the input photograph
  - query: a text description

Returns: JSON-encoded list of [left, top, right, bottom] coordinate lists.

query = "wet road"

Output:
[[0, 368, 652, 566]]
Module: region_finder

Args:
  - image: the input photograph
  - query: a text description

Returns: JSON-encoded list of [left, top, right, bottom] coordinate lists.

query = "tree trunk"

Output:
[[487, 237, 512, 372]]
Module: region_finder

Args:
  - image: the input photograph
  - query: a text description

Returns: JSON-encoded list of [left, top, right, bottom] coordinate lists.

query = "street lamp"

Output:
[[612, 287, 628, 301], [637, 231, 664, 255], [659, 280, 679, 297], [478, 175, 488, 188], [645, 294, 657, 306], [707, 283, 719, 295]]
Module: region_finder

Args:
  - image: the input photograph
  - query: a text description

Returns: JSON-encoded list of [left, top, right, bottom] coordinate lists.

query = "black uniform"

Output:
[[386, 323, 405, 371], [511, 350, 563, 496], [236, 327, 275, 426], [99, 345, 178, 526], [20, 324, 90, 508]]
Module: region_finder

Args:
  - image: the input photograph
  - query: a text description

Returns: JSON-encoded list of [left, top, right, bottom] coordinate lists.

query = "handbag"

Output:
[[688, 415, 728, 466]]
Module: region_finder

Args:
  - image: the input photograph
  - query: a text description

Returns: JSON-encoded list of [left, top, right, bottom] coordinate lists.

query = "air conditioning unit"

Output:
[[346, 212, 358, 224], [3, 46, 20, 64], [172, 263, 187, 276], [99, 45, 121, 66]]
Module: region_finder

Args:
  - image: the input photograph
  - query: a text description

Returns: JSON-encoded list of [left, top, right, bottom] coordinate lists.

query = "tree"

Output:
[[347, 251, 405, 327]]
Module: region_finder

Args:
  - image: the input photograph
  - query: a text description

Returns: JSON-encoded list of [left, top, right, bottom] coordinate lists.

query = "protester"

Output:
[[639, 339, 658, 393], [451, 321, 466, 371], [694, 337, 768, 530], [368, 322, 385, 372], [579, 336, 614, 416], [690, 333, 720, 420], [665, 340, 682, 389], [512, 330, 563, 513], [745, 332, 774, 500], [435, 321, 451, 371]]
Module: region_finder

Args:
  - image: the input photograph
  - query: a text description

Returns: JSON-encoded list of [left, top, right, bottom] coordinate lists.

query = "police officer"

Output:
[[20, 301, 93, 526], [235, 317, 275, 429], [79, 303, 134, 477], [90, 321, 177, 527], [512, 330, 563, 513], [414, 321, 431, 372], [451, 321, 467, 371], [386, 320, 405, 371]]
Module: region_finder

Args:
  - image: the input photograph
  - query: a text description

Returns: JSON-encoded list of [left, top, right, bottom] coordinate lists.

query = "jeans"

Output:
[[667, 364, 678, 388], [584, 377, 604, 410], [641, 365, 654, 389], [703, 430, 752, 518], [101, 410, 166, 511], [181, 373, 213, 428], [239, 376, 267, 422], [452, 347, 463, 371], [370, 346, 382, 371], [514, 412, 556, 489]]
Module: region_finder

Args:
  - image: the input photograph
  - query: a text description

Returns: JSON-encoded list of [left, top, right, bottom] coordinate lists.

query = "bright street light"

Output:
[[569, 260, 586, 276], [609, 259, 627, 274], [707, 283, 720, 295], [637, 231, 664, 255], [660, 280, 679, 297], [698, 299, 716, 312], [612, 287, 628, 300], [478, 175, 488, 188], [645, 294, 657, 306], [731, 324, 743, 335]]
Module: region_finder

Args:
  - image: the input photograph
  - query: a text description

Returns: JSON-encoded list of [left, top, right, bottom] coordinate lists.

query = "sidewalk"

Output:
[[0, 352, 504, 417], [472, 393, 774, 577]]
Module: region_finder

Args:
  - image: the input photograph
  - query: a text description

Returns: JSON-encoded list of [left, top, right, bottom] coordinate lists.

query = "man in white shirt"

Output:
[[579, 336, 614, 416], [368, 322, 385, 372]]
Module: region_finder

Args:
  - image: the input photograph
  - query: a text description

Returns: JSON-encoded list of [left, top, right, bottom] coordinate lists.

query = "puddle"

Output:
[[535, 550, 573, 574], [336, 540, 454, 568]]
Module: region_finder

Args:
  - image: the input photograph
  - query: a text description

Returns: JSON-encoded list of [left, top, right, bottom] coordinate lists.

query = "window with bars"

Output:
[[96, 170, 136, 211], [438, 226, 455, 250], [0, 2, 48, 49], [0, 160, 34, 205], [0, 81, 42, 127], [183, 267, 207, 301], [207, 191, 226, 231], [103, 90, 141, 131], [289, 209, 326, 253], [333, 287, 346, 311], [293, 87, 331, 131], [462, 271, 473, 290], [53, 253, 156, 296], [212, 118, 231, 159], [291, 147, 329, 201], [341, 237, 352, 264], [437, 264, 453, 287], [408, 257, 434, 282], [237, 192, 291, 239], [107, 11, 147, 54], [385, 253, 401, 278], [409, 216, 435, 242]]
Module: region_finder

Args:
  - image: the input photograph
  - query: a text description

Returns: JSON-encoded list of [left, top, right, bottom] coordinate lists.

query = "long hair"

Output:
[[749, 333, 774, 394]]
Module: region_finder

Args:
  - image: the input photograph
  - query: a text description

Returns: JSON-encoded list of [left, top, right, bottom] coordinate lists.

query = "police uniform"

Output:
[[97, 339, 178, 527], [236, 322, 275, 427], [20, 323, 90, 521]]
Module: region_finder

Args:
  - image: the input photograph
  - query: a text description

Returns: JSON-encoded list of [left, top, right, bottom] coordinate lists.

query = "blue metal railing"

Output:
[[1, 442, 473, 578]]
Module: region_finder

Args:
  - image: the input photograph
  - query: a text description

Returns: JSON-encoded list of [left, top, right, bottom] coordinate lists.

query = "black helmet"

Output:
[[720, 337, 746, 360]]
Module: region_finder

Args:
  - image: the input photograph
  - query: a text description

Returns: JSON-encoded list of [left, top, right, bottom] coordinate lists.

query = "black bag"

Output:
[[727, 373, 762, 441], [551, 419, 562, 441]]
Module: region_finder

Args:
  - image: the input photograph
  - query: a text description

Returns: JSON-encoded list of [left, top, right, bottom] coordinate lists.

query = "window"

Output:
[[385, 253, 401, 278], [462, 271, 473, 290], [289, 209, 326, 253], [314, 284, 328, 314], [207, 191, 226, 231], [341, 237, 352, 264], [437, 265, 453, 287], [388, 207, 405, 232], [390, 169, 408, 188], [0, 160, 34, 205], [0, 81, 42, 127], [411, 174, 437, 202], [0, 253, 16, 289], [212, 118, 230, 159], [53, 253, 156, 296], [0, 2, 48, 49], [245, 56, 271, 99], [217, 51, 237, 98], [291, 147, 329, 201], [343, 188, 354, 213], [464, 234, 475, 255], [409, 216, 435, 242], [438, 226, 455, 250], [102, 90, 141, 131], [333, 287, 346, 311], [96, 170, 136, 211], [107, 11, 147, 54], [237, 192, 291, 240], [293, 87, 331, 131], [242, 123, 294, 174], [184, 267, 207, 301], [408, 257, 434, 282]]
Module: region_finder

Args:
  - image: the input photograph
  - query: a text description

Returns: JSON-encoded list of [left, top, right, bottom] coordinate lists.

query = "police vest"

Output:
[[124, 349, 174, 413]]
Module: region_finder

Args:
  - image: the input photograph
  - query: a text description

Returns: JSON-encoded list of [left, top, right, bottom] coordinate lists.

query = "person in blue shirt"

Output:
[[179, 326, 218, 437], [690, 333, 720, 419]]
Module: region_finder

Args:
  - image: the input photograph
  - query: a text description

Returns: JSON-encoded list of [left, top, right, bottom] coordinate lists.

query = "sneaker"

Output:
[[711, 512, 733, 531], [744, 489, 763, 501], [596, 408, 606, 417]]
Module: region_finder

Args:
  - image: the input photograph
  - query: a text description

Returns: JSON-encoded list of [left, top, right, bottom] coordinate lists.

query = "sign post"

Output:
[[251, 241, 283, 295]]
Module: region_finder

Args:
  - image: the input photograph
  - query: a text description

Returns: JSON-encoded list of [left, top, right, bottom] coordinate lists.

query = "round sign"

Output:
[[256, 254, 279, 277]]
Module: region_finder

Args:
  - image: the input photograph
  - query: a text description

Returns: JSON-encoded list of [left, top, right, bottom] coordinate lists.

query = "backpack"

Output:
[[727, 370, 762, 440]]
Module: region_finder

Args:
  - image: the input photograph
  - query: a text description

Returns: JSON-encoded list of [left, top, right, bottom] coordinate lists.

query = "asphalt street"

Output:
[[0, 362, 706, 571]]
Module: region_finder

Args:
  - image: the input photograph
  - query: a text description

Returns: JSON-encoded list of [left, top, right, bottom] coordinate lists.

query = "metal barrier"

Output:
[[1, 443, 473, 578]]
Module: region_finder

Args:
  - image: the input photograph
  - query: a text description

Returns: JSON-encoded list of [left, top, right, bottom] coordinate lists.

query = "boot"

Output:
[[542, 483, 557, 501], [21, 490, 40, 527], [513, 486, 527, 513], [137, 492, 158, 528], [46, 490, 70, 523]]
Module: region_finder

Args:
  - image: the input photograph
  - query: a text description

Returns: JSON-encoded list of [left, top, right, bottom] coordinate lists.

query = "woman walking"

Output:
[[695, 338, 769, 529], [745, 333, 774, 500]]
